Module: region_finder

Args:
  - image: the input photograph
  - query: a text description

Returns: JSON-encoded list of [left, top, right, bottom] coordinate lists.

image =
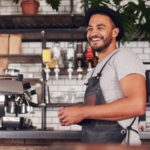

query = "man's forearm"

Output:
[[82, 97, 146, 121]]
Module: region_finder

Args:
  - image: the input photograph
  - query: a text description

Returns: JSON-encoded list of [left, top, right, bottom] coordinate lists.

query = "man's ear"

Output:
[[112, 27, 119, 38]]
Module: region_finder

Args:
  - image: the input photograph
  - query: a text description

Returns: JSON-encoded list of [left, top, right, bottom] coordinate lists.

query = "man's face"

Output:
[[87, 14, 115, 52]]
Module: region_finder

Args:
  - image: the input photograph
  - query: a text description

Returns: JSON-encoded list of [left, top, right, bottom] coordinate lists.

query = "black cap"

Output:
[[85, 6, 124, 41]]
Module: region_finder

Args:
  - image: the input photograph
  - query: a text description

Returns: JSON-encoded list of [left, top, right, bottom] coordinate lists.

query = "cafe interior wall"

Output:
[[0, 0, 150, 131]]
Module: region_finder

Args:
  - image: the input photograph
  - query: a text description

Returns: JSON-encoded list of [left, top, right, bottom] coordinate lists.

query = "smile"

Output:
[[92, 38, 101, 41]]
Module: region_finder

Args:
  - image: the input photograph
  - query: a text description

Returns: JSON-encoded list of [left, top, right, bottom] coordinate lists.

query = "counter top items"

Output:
[[4, 69, 20, 76], [0, 80, 23, 95], [0, 75, 39, 130], [1, 116, 33, 130]]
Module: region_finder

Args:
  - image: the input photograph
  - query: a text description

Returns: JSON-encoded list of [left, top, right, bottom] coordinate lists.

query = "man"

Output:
[[58, 6, 146, 145]]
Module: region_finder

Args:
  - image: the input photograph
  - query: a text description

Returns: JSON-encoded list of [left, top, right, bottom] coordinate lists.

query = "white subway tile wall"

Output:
[[0, 0, 81, 15], [1, 0, 150, 131], [8, 41, 150, 131]]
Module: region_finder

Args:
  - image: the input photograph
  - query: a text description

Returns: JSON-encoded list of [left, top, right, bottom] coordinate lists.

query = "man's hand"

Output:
[[58, 106, 84, 126]]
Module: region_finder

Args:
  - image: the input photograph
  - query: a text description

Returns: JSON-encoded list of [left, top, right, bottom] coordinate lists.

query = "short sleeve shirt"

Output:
[[85, 49, 145, 145]]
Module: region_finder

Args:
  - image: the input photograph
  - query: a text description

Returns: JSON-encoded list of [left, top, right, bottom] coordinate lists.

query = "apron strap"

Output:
[[89, 50, 119, 80], [97, 50, 118, 78], [127, 117, 137, 145], [128, 117, 136, 128]]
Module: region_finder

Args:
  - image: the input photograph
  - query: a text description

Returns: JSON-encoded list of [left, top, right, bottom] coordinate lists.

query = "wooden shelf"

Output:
[[0, 55, 42, 63], [0, 14, 85, 29], [0, 14, 86, 41], [39, 103, 82, 107], [0, 56, 148, 65], [23, 78, 42, 84]]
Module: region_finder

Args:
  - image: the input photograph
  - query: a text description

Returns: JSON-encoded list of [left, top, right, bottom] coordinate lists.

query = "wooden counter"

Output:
[[0, 130, 81, 146], [0, 143, 149, 150], [0, 130, 149, 140], [0, 130, 81, 140], [0, 130, 150, 146]]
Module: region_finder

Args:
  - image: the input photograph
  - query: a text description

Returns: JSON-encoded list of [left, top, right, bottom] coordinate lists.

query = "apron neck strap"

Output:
[[97, 50, 118, 78]]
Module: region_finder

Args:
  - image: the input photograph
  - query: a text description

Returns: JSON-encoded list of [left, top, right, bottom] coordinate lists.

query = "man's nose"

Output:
[[90, 28, 99, 36]]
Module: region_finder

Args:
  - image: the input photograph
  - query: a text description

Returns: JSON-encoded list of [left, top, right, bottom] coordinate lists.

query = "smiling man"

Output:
[[58, 6, 146, 145], [87, 14, 115, 52]]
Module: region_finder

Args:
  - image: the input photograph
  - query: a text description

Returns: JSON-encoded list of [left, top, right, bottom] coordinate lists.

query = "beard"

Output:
[[88, 34, 113, 52]]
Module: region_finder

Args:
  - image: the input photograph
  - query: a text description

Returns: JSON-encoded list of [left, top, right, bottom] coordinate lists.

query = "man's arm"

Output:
[[58, 74, 146, 126]]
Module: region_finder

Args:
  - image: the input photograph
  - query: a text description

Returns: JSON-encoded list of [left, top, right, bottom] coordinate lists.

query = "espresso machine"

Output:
[[0, 73, 34, 130]]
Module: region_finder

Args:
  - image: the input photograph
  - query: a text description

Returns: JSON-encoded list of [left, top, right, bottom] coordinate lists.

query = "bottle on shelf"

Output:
[[49, 52, 56, 69], [76, 43, 84, 80], [42, 48, 51, 80], [93, 51, 99, 67], [85, 44, 94, 72], [53, 42, 61, 80], [67, 42, 74, 80]]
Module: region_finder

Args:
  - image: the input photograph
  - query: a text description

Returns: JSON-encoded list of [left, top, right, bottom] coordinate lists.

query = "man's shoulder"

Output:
[[113, 48, 145, 80], [114, 48, 140, 62], [117, 48, 136, 56]]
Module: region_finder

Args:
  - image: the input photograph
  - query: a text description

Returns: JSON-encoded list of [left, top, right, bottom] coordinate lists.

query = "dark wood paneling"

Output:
[[0, 55, 42, 63], [0, 15, 86, 41]]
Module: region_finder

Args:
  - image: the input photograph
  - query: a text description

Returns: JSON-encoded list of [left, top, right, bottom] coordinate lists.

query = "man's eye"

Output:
[[97, 26, 104, 30], [86, 27, 92, 31]]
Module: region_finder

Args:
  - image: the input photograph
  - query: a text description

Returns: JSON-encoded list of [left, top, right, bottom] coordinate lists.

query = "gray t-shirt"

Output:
[[85, 49, 145, 145]]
